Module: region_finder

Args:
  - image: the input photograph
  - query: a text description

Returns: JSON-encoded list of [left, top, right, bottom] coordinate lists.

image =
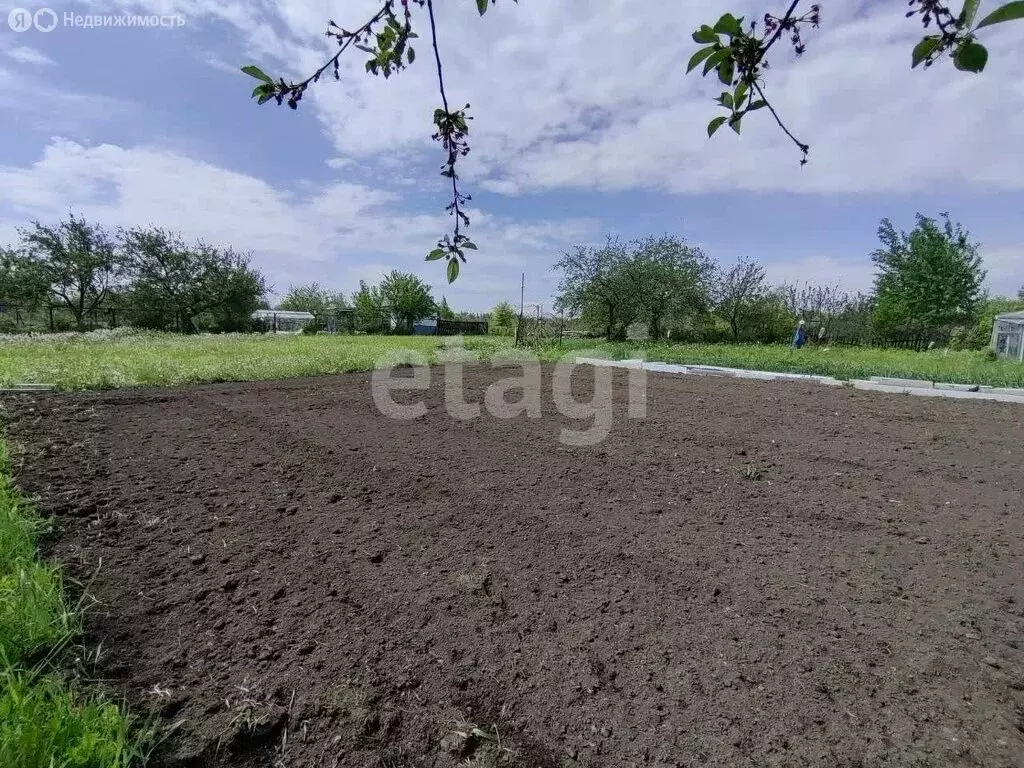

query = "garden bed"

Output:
[[6, 365, 1024, 767]]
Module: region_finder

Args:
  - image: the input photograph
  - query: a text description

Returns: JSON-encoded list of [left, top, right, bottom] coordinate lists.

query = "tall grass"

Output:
[[0, 331, 447, 390], [0, 330, 1021, 389], [0, 440, 146, 766]]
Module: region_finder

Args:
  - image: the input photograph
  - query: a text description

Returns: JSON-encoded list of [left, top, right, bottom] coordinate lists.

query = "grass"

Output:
[[0, 329, 1021, 390], [0, 439, 147, 767], [594, 341, 1024, 388], [0, 668, 145, 768]]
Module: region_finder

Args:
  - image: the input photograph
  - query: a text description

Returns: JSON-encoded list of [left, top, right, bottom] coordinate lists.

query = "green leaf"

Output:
[[447, 259, 460, 283], [407, 46, 415, 64], [702, 47, 731, 75], [747, 99, 767, 111], [462, 241, 478, 250], [960, 0, 981, 26], [717, 58, 735, 85], [729, 116, 742, 135], [476, 0, 489, 15], [718, 91, 734, 109], [707, 116, 728, 137], [257, 93, 273, 105], [692, 25, 718, 44], [953, 40, 988, 72], [912, 36, 942, 67], [734, 81, 748, 108], [976, 0, 1024, 28], [713, 13, 742, 36], [686, 45, 717, 73], [426, 248, 446, 261], [241, 65, 273, 84]]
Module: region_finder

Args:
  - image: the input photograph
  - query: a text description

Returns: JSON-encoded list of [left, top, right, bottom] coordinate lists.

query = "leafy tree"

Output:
[[488, 301, 517, 335], [555, 238, 638, 340], [279, 282, 349, 316], [627, 236, 715, 340], [557, 236, 714, 340], [437, 295, 455, 320], [18, 214, 123, 330], [715, 257, 770, 342], [352, 280, 387, 331], [379, 270, 435, 333], [1019, 285, 1024, 300], [871, 213, 985, 334], [119, 227, 267, 333], [0, 249, 51, 310], [242, 0, 1024, 266]]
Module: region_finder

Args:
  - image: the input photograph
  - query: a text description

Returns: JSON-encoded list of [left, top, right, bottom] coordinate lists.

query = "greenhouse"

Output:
[[251, 309, 315, 333], [992, 311, 1024, 361]]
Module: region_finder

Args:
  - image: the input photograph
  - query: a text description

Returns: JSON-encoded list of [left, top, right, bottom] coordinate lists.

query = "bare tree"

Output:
[[715, 257, 768, 341], [780, 281, 849, 334]]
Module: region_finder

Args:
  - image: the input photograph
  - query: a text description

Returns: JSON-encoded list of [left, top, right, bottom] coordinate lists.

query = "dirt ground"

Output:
[[6, 364, 1024, 768]]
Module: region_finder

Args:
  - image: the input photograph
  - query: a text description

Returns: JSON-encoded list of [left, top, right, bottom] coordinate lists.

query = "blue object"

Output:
[[793, 325, 807, 348]]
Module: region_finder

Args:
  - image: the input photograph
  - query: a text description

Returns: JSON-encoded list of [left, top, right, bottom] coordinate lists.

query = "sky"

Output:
[[0, 0, 1021, 311]]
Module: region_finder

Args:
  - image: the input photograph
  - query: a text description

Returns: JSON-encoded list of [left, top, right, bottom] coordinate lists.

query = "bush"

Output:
[[301, 320, 320, 335]]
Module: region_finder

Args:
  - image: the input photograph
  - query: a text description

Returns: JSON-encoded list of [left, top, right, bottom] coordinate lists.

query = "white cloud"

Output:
[[75, 0, 1024, 195], [0, 139, 599, 308], [3, 46, 56, 66]]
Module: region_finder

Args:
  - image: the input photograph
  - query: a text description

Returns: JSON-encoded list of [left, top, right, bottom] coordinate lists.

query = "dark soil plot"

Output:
[[6, 365, 1024, 768]]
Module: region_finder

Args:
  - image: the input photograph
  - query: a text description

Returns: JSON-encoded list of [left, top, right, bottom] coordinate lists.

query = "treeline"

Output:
[[275, 274, 471, 333], [556, 214, 1021, 349], [0, 214, 265, 333]]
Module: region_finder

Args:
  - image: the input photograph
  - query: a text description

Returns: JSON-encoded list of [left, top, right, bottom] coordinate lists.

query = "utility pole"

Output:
[[515, 272, 525, 347]]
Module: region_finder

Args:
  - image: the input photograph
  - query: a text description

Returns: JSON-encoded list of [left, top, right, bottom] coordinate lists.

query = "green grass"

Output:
[[0, 668, 145, 768], [0, 330, 1021, 390], [594, 341, 1024, 388], [0, 440, 146, 767]]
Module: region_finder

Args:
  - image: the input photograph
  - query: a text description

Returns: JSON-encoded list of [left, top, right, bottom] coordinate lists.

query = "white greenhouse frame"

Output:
[[252, 309, 315, 333], [992, 311, 1024, 362]]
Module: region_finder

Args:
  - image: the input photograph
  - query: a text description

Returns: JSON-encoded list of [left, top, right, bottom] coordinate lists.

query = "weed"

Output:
[[741, 463, 762, 481], [0, 438, 145, 766]]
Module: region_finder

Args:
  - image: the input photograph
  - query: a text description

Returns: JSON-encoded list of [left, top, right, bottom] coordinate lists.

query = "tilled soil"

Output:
[[6, 364, 1024, 768]]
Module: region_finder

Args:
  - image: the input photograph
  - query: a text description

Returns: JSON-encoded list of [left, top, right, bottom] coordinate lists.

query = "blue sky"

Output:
[[1, 0, 1022, 311]]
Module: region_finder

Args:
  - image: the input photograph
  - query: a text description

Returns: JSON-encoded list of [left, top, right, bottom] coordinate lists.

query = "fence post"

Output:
[[48, 306, 54, 332]]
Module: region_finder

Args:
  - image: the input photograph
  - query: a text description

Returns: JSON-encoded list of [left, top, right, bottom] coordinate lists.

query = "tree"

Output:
[[0, 249, 51, 310], [627, 236, 715, 340], [1019, 285, 1024, 300], [489, 301, 517, 335], [871, 213, 985, 334], [780, 281, 849, 334], [18, 214, 123, 330], [437, 295, 455, 320], [279, 282, 349, 316], [242, 0, 1024, 268], [120, 227, 267, 333], [714, 258, 770, 342], [555, 238, 638, 340], [379, 270, 435, 333], [352, 280, 387, 331], [557, 236, 715, 341]]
